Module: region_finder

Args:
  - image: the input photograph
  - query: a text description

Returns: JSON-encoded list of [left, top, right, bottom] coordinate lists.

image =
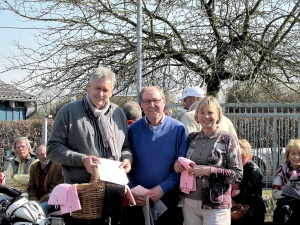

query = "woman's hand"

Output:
[[280, 186, 286, 191], [188, 165, 211, 177], [174, 160, 185, 173]]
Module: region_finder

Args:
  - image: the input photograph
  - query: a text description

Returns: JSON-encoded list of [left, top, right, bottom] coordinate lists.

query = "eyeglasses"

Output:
[[141, 99, 162, 105]]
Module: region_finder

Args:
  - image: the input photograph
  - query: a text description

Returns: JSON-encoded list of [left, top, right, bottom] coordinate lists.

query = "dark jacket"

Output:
[[233, 160, 266, 217], [27, 160, 64, 203]]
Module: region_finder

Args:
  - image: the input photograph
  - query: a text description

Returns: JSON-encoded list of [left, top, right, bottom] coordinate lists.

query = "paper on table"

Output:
[[97, 158, 129, 185]]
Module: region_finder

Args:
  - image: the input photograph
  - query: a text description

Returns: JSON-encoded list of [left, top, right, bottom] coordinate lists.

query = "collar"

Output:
[[199, 127, 222, 139], [83, 97, 111, 117], [144, 114, 165, 127], [38, 160, 52, 172], [14, 155, 32, 163]]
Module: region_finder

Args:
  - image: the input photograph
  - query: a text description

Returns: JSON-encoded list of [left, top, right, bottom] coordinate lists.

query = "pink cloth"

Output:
[[291, 170, 298, 180], [125, 185, 136, 206], [178, 157, 196, 194], [48, 183, 69, 205], [231, 183, 239, 197], [48, 183, 82, 214]]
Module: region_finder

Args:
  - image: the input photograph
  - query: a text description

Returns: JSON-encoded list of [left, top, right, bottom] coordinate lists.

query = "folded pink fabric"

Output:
[[48, 183, 82, 214], [178, 157, 196, 194], [48, 183, 69, 205], [125, 185, 136, 206]]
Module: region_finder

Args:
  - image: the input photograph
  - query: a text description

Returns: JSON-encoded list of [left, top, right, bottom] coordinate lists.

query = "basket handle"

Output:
[[90, 166, 100, 183]]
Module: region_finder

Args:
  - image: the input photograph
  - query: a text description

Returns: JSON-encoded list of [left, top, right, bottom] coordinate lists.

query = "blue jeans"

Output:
[[40, 201, 55, 216]]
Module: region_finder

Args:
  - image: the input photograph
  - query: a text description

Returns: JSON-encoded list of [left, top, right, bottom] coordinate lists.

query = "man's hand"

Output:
[[174, 160, 185, 173], [133, 194, 146, 206], [145, 185, 164, 202], [82, 155, 101, 176], [120, 158, 131, 173]]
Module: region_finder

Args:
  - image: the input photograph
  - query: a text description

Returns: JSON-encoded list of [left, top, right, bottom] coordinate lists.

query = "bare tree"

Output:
[[1, 0, 300, 102]]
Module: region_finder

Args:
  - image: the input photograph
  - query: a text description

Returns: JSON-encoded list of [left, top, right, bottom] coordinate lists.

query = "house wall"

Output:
[[0, 101, 26, 121]]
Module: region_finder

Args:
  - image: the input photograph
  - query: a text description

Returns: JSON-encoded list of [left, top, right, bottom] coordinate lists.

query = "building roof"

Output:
[[0, 80, 37, 101]]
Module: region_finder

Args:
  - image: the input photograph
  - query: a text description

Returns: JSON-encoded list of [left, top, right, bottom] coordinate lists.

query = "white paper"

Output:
[[97, 158, 129, 185], [131, 185, 149, 196]]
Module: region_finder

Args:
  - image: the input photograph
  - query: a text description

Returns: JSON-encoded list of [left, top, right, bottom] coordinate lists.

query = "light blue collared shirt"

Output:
[[144, 114, 165, 133]]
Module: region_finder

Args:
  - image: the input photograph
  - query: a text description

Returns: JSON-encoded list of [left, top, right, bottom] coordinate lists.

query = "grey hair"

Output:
[[35, 144, 47, 154], [12, 137, 33, 153], [89, 66, 116, 88], [139, 86, 166, 102], [123, 101, 142, 121]]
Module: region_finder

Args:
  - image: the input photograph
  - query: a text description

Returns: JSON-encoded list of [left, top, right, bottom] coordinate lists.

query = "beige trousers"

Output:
[[183, 198, 230, 225]]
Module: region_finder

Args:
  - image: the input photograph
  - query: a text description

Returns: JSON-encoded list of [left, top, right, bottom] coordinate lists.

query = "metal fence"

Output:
[[166, 103, 300, 187]]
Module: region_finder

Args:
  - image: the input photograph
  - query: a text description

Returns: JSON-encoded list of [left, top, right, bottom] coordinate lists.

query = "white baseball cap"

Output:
[[178, 87, 206, 100]]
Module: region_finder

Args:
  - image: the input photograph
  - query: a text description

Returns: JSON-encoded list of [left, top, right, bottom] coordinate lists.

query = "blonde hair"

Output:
[[238, 139, 253, 160], [285, 139, 300, 162], [194, 96, 223, 124]]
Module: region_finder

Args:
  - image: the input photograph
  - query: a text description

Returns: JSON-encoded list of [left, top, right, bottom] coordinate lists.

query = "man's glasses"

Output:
[[141, 99, 162, 105]]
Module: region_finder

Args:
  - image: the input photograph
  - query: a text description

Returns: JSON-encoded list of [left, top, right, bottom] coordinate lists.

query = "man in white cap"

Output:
[[178, 87, 237, 137], [178, 87, 206, 111]]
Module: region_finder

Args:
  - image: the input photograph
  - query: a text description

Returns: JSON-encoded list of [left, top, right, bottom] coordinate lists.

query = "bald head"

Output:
[[35, 145, 50, 166]]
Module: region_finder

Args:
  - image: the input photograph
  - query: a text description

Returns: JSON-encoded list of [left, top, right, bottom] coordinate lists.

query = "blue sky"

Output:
[[0, 10, 40, 84]]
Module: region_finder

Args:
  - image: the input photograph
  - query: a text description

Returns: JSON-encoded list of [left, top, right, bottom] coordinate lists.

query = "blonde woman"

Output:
[[272, 139, 300, 225], [231, 139, 266, 225], [174, 96, 243, 225]]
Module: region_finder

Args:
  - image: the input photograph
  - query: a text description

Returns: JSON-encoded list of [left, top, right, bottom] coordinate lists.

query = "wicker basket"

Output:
[[72, 168, 105, 219]]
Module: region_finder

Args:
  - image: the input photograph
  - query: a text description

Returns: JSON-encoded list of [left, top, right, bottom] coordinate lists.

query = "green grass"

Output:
[[263, 189, 272, 198]]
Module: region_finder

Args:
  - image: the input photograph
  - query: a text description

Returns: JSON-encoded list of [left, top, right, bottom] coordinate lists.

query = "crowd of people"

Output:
[[1, 66, 299, 225]]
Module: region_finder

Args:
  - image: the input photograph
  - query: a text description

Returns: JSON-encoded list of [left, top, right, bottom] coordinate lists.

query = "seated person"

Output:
[[272, 139, 300, 225], [4, 137, 36, 194], [28, 144, 64, 216], [232, 139, 266, 225]]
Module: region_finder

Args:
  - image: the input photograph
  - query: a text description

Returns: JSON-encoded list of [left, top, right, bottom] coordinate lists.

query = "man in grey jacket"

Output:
[[47, 66, 132, 225]]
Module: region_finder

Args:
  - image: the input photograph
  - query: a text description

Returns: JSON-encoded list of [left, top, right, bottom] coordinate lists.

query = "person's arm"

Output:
[[39, 163, 64, 203], [4, 163, 15, 187], [27, 162, 39, 201], [210, 133, 243, 184], [272, 166, 286, 200], [47, 105, 86, 167], [116, 107, 132, 173], [157, 125, 188, 195], [4, 161, 31, 191], [12, 174, 30, 185]]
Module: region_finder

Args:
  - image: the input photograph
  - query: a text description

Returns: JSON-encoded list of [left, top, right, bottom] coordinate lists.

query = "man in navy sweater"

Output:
[[121, 86, 187, 225]]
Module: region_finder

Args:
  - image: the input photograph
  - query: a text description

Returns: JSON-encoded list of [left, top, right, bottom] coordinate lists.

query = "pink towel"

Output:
[[48, 183, 82, 214], [48, 183, 69, 205], [125, 185, 136, 206], [178, 157, 196, 194]]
